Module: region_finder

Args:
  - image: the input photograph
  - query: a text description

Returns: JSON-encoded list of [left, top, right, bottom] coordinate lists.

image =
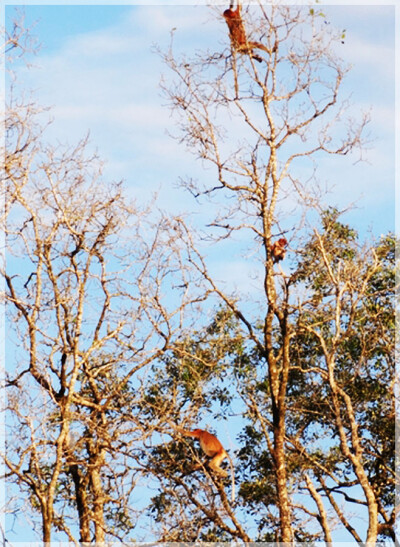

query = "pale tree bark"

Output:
[[304, 473, 333, 543], [314, 232, 380, 544]]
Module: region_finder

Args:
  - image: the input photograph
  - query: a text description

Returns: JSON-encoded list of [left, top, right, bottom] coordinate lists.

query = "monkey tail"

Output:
[[227, 453, 235, 502], [249, 41, 272, 55]]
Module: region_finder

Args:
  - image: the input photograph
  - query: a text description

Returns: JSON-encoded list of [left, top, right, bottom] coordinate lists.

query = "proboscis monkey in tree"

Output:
[[270, 237, 288, 263], [175, 426, 235, 501], [223, 0, 270, 63]]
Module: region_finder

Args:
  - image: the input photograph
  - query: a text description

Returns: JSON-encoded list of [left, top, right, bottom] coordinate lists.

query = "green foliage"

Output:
[[289, 219, 396, 535], [136, 307, 247, 422]]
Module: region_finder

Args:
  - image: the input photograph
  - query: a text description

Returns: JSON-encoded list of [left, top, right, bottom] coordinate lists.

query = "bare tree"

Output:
[[2, 20, 207, 543]]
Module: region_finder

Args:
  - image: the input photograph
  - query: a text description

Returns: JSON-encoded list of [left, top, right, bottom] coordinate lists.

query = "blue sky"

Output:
[[3, 1, 398, 543], [6, 3, 396, 242]]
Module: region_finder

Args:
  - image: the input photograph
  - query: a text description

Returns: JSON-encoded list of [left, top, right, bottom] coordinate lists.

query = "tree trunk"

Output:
[[91, 465, 105, 543], [42, 506, 52, 545], [273, 425, 293, 542], [69, 464, 91, 543], [265, 260, 293, 542]]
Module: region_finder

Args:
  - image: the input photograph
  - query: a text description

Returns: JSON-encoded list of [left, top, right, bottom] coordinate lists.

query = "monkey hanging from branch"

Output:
[[174, 426, 235, 502], [223, 0, 270, 63]]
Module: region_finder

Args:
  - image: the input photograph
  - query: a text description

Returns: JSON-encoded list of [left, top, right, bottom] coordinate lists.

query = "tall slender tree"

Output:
[[142, 3, 392, 543]]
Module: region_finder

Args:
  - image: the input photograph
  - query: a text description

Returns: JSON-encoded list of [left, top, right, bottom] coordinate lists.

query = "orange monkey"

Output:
[[223, 1, 269, 63], [177, 427, 235, 501], [270, 237, 288, 263]]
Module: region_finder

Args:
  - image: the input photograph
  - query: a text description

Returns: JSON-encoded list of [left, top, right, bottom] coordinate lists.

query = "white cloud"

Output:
[[344, 37, 394, 80], [325, 5, 394, 80], [19, 6, 219, 130]]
